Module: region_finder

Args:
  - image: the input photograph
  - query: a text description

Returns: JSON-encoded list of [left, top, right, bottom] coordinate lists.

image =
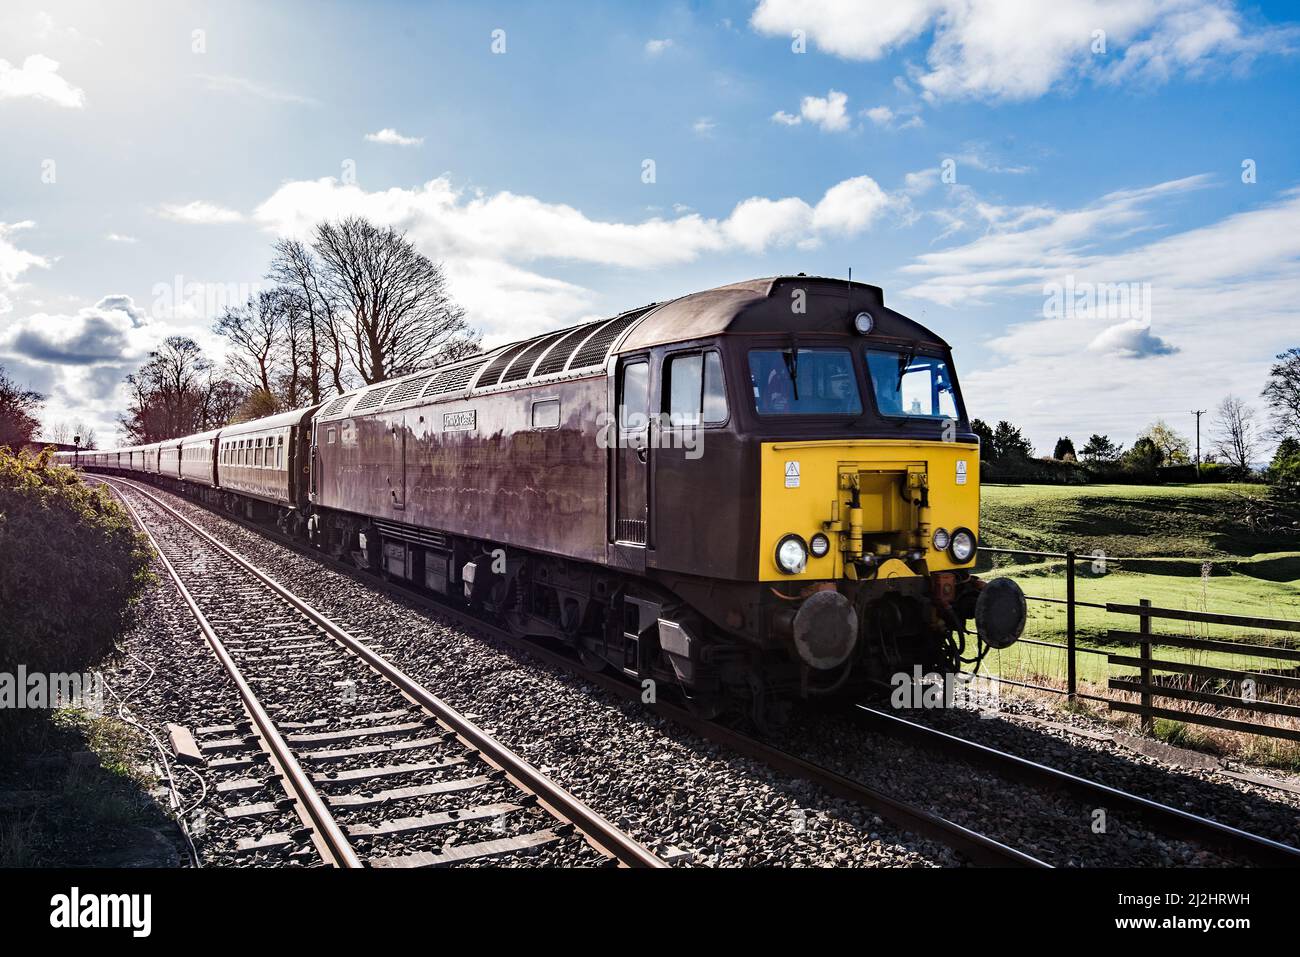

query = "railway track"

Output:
[[100, 475, 665, 869], [98, 474, 1300, 868], [851, 705, 1300, 867], [98, 476, 1044, 867]]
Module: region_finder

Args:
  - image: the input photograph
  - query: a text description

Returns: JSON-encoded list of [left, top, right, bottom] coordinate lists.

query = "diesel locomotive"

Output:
[[69, 276, 1026, 721]]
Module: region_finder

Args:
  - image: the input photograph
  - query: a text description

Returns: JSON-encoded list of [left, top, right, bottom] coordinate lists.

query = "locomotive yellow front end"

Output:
[[738, 310, 1027, 694], [760, 435, 1024, 691]]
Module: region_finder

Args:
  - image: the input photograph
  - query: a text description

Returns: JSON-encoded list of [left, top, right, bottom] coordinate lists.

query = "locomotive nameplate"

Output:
[[443, 410, 476, 432]]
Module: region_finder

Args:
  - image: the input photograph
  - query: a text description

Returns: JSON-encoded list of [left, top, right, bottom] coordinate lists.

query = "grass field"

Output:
[[971, 483, 1300, 764], [976, 483, 1300, 638]]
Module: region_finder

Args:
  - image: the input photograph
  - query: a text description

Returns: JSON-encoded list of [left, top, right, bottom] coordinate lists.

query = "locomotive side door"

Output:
[[612, 356, 651, 570]]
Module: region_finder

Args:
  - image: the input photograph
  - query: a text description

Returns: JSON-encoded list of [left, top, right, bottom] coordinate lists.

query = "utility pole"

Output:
[[1192, 410, 1206, 478]]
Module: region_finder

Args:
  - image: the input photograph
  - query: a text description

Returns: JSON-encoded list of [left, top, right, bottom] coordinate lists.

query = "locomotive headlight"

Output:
[[776, 534, 809, 574], [932, 527, 951, 551], [853, 311, 875, 335], [949, 528, 977, 564], [809, 533, 830, 558]]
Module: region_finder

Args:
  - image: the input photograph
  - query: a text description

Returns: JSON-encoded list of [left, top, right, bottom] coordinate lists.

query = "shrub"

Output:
[[0, 449, 151, 676], [981, 456, 1090, 484]]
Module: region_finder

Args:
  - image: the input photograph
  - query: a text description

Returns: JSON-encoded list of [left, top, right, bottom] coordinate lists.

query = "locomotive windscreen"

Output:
[[748, 348, 862, 416]]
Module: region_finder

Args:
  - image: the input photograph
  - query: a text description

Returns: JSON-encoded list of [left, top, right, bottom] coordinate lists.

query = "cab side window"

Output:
[[665, 351, 727, 425], [619, 361, 649, 431]]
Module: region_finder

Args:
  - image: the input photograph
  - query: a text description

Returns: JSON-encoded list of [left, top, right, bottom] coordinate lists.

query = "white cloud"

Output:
[[0, 221, 50, 314], [195, 73, 316, 105], [645, 38, 675, 55], [863, 104, 925, 130], [0, 54, 85, 108], [104, 233, 138, 244], [864, 105, 895, 126], [692, 117, 717, 136], [770, 110, 802, 126], [252, 172, 897, 339], [812, 176, 893, 233], [751, 0, 1297, 102], [365, 127, 424, 146], [0, 294, 148, 365], [1087, 319, 1177, 358], [796, 89, 850, 131], [898, 178, 1300, 451], [158, 200, 244, 225]]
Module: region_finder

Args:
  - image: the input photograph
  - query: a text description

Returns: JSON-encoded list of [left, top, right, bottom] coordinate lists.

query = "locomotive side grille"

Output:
[[372, 518, 450, 550], [321, 395, 353, 417], [500, 328, 568, 383], [477, 339, 537, 388], [423, 360, 486, 397], [385, 372, 436, 406], [568, 308, 654, 370], [352, 384, 395, 412], [531, 321, 603, 377], [615, 518, 647, 545]]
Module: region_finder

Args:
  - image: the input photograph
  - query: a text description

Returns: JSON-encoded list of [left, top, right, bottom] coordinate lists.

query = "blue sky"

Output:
[[2, 0, 1298, 454]]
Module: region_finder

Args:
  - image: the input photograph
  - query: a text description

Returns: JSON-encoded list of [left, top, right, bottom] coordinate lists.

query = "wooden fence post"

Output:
[[1139, 597, 1153, 734], [1066, 550, 1076, 703]]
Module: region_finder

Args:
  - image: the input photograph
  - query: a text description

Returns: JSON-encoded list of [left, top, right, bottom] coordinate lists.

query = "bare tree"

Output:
[[268, 237, 345, 400], [120, 336, 241, 442], [0, 364, 44, 448], [1263, 347, 1300, 440], [1212, 395, 1261, 475], [312, 217, 479, 384], [214, 292, 282, 401]]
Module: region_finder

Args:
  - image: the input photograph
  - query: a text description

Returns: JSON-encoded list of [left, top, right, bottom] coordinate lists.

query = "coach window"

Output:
[[531, 398, 560, 429], [327, 427, 336, 444], [665, 351, 727, 426], [277, 436, 284, 468]]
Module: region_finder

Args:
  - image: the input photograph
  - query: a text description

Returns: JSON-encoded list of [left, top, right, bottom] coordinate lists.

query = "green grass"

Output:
[[975, 482, 1300, 686], [979, 482, 1283, 559]]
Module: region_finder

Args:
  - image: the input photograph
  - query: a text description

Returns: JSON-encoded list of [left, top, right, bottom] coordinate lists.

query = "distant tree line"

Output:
[[120, 216, 480, 443], [972, 346, 1300, 491]]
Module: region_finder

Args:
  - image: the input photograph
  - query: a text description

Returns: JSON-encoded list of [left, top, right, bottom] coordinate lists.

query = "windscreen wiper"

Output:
[[782, 339, 800, 400], [896, 340, 917, 390]]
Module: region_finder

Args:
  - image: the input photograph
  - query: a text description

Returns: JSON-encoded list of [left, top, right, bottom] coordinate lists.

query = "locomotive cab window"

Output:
[[665, 351, 728, 425], [866, 349, 960, 420], [618, 360, 649, 431], [748, 348, 862, 416]]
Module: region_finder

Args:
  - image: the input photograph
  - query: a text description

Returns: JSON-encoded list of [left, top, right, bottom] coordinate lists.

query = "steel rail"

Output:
[[102, 476, 666, 869], [366, 602, 1049, 866], [109, 479, 363, 868], [853, 705, 1300, 867]]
